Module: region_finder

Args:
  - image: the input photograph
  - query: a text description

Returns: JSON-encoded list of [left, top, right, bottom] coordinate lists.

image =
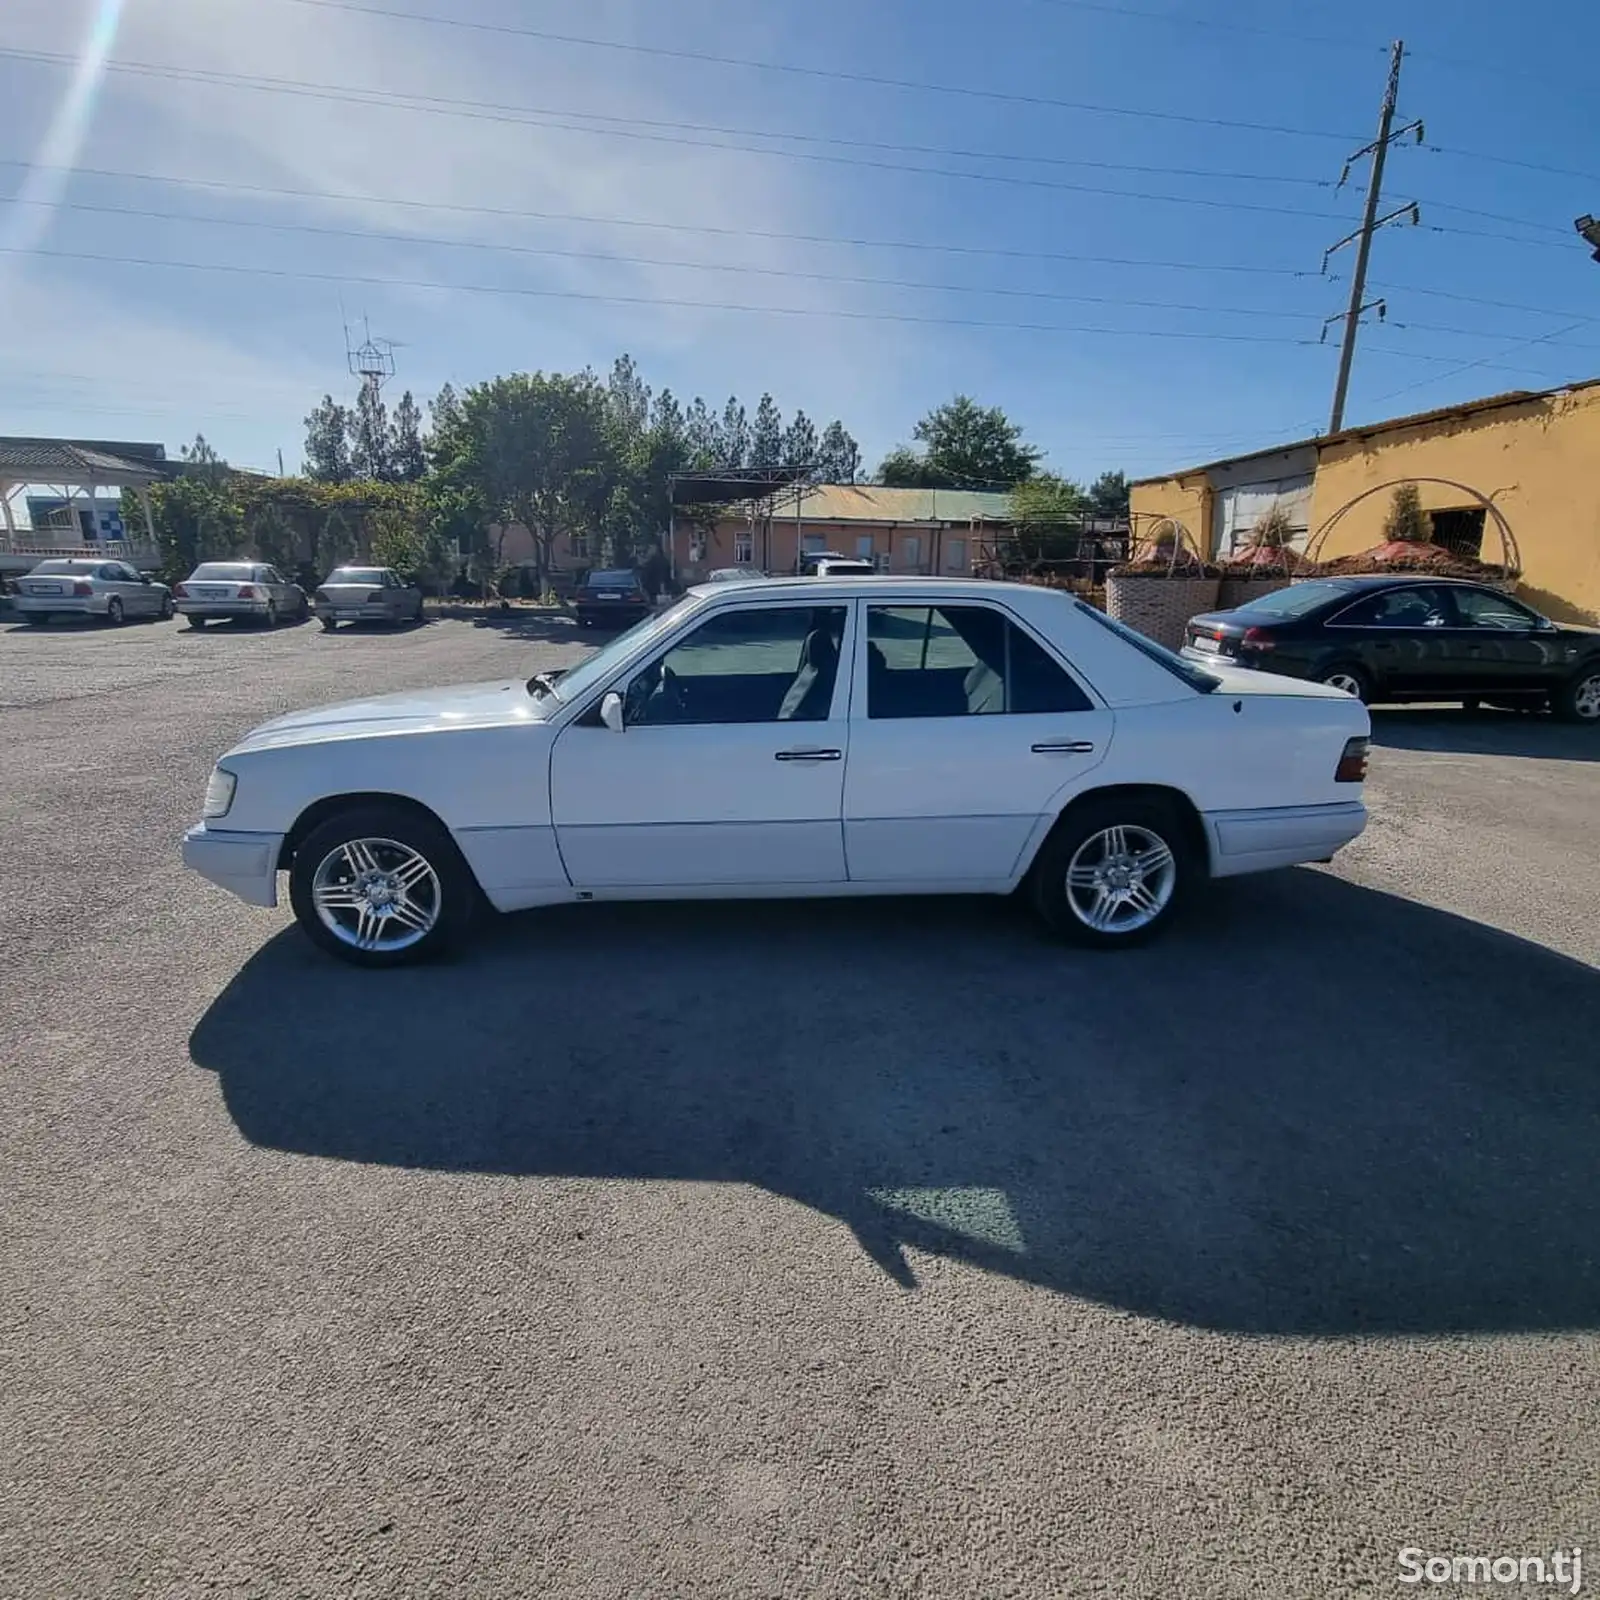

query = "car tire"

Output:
[[105, 597, 124, 626], [1316, 662, 1371, 702], [1029, 795, 1192, 949], [320, 617, 337, 632], [159, 594, 175, 620], [25, 613, 49, 626], [264, 601, 279, 628], [1553, 665, 1600, 725], [288, 804, 481, 968], [187, 615, 208, 630]]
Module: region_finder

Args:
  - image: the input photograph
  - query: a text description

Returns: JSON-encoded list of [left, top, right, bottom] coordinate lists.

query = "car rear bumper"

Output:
[[317, 603, 396, 621], [182, 824, 282, 907], [1203, 801, 1367, 878], [14, 594, 101, 615], [177, 599, 271, 616]]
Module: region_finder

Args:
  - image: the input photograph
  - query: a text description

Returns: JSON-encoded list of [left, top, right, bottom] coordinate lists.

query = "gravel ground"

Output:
[[3, 611, 1598, 1600]]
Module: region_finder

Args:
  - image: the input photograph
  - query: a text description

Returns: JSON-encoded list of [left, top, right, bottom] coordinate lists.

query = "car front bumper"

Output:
[[182, 824, 283, 907]]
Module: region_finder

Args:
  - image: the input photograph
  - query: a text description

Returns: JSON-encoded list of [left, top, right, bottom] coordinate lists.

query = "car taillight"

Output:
[[1240, 626, 1276, 652], [236, 584, 256, 599], [1335, 736, 1369, 783], [368, 591, 385, 602], [73, 581, 93, 596], [173, 582, 188, 597]]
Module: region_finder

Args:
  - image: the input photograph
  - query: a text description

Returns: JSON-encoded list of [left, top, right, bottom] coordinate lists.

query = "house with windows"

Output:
[[1129, 377, 1600, 622], [670, 484, 1015, 584]]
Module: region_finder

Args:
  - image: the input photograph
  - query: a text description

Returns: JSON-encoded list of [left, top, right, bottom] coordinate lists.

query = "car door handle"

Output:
[[1031, 740, 1096, 754], [774, 747, 843, 761]]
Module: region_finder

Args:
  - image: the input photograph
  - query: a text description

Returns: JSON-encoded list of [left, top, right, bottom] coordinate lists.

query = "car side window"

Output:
[[99, 565, 120, 581], [1451, 587, 1541, 630], [624, 605, 847, 726], [1335, 587, 1451, 629], [865, 605, 1092, 718]]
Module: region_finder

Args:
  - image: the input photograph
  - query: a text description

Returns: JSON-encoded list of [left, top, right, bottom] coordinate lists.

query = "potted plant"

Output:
[[1217, 504, 1315, 609], [1105, 519, 1220, 650], [1304, 482, 1522, 592]]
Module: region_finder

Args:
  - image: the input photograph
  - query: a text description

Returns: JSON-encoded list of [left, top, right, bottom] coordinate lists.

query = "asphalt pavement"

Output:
[[3, 609, 1598, 1599]]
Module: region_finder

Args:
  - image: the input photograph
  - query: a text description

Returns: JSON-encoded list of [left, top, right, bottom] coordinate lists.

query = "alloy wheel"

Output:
[[1063, 824, 1177, 934], [1324, 670, 1364, 697], [310, 836, 442, 953], [1574, 673, 1600, 721]]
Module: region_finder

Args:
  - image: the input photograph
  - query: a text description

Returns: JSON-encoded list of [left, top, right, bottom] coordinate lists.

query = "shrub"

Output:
[[1382, 483, 1429, 544]]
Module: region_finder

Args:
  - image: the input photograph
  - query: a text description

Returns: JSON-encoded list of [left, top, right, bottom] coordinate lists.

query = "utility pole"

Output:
[[1324, 40, 1422, 433]]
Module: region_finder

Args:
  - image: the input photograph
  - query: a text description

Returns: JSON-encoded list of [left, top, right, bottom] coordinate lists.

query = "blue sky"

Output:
[[2, 0, 1598, 483]]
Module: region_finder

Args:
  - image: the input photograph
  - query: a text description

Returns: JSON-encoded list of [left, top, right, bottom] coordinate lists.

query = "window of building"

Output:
[[733, 531, 753, 564], [865, 605, 1092, 719], [802, 533, 827, 555], [901, 535, 922, 570], [569, 532, 590, 560], [855, 534, 875, 560], [1428, 507, 1486, 561], [945, 537, 968, 573], [625, 605, 847, 725]]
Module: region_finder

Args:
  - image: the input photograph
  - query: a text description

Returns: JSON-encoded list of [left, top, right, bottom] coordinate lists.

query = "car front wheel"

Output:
[[288, 805, 480, 967], [1554, 665, 1600, 725], [1029, 796, 1191, 949]]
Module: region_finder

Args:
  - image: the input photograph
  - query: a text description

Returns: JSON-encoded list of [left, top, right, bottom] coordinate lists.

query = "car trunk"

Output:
[[183, 580, 258, 602], [319, 584, 384, 606], [18, 576, 83, 595]]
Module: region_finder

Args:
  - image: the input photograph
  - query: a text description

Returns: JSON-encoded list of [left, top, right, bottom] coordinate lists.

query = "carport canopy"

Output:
[[0, 437, 165, 544]]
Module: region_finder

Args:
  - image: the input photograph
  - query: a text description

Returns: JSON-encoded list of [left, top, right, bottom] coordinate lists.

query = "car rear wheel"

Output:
[[289, 805, 480, 967], [159, 594, 175, 620], [264, 601, 279, 627], [105, 597, 124, 626], [187, 615, 208, 630], [1029, 796, 1191, 949], [320, 616, 337, 632], [25, 613, 49, 626], [1316, 663, 1370, 702], [1554, 666, 1600, 725]]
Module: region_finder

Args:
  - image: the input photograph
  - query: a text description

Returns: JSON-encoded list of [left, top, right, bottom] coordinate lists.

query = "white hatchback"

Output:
[[183, 577, 1370, 966]]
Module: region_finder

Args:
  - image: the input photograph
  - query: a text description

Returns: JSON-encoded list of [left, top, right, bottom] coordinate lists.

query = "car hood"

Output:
[[229, 680, 551, 752], [1202, 662, 1363, 702]]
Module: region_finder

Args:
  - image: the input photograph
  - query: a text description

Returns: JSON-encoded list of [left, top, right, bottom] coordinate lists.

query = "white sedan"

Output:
[[183, 577, 1370, 966]]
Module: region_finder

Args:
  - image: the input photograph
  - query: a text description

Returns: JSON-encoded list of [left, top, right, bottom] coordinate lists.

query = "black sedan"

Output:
[[1181, 576, 1600, 723], [574, 569, 652, 630]]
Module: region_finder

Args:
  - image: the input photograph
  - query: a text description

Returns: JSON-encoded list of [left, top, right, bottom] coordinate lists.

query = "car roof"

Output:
[[1311, 573, 1494, 590], [687, 575, 1046, 601]]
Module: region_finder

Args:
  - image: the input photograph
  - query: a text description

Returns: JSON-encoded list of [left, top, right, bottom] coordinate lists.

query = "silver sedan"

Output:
[[14, 557, 174, 625], [174, 562, 309, 628], [313, 567, 424, 630]]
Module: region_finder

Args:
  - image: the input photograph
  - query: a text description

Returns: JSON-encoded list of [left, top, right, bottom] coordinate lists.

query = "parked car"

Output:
[[706, 567, 767, 582], [312, 567, 423, 630], [1181, 576, 1600, 723], [13, 557, 173, 625], [182, 576, 1370, 967], [575, 568, 652, 629], [174, 561, 308, 628], [812, 558, 878, 577]]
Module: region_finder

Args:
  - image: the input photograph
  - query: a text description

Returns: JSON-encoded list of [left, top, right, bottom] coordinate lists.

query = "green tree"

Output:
[[817, 419, 861, 483], [720, 397, 749, 467], [782, 409, 818, 468], [349, 385, 391, 481], [387, 391, 427, 482], [143, 473, 245, 579], [1085, 470, 1130, 519], [750, 393, 783, 467], [606, 354, 651, 436], [1008, 473, 1088, 562], [684, 396, 721, 466], [303, 396, 352, 482], [880, 396, 1042, 488]]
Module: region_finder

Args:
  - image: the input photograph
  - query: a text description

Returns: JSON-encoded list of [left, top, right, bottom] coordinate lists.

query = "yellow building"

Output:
[[1129, 378, 1600, 623]]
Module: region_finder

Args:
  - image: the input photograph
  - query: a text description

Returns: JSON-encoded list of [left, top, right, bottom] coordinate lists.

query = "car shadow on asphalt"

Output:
[[189, 869, 1600, 1336], [1371, 706, 1600, 762], [452, 609, 586, 644]]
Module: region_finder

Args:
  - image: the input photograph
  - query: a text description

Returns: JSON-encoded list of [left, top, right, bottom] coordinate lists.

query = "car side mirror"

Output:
[[600, 691, 626, 733]]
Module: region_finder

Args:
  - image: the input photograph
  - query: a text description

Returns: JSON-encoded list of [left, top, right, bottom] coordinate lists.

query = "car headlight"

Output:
[[202, 767, 237, 820]]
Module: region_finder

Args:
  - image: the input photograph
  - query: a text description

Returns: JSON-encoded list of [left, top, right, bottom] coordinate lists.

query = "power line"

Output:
[[1421, 143, 1600, 186], [224, 0, 1364, 142], [4, 243, 1577, 379], [4, 51, 1573, 251], [1368, 280, 1600, 324], [1362, 322, 1595, 410], [0, 160, 1320, 277], [0, 49, 1363, 224], [4, 194, 1341, 321]]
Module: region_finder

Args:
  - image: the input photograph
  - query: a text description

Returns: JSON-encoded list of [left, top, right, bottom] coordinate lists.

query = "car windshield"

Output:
[[191, 563, 255, 580], [328, 568, 387, 586], [31, 559, 101, 574], [1230, 580, 1356, 619], [540, 594, 703, 703], [1073, 599, 1219, 692], [586, 570, 635, 587]]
